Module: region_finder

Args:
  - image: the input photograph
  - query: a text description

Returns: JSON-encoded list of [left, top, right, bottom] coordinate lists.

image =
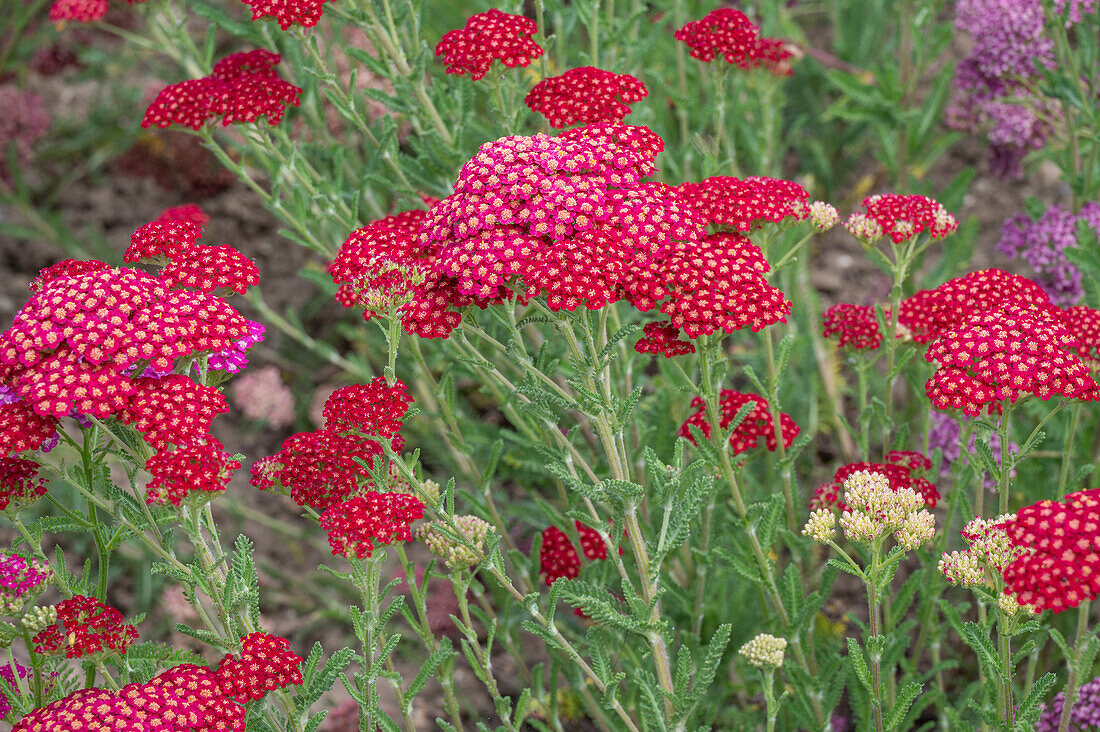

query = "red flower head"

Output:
[[675, 176, 810, 232], [120, 375, 228, 448], [539, 521, 618, 586], [156, 203, 210, 226], [1065, 305, 1100, 365], [126, 218, 204, 262], [0, 401, 59, 456], [823, 303, 884, 350], [436, 9, 543, 81], [252, 429, 381, 510], [810, 454, 939, 512], [0, 456, 48, 512], [48, 0, 145, 23], [216, 632, 304, 702], [331, 207, 436, 321], [33, 595, 138, 658], [159, 245, 260, 294], [634, 321, 696, 358], [899, 269, 1056, 344], [0, 265, 249, 418], [849, 194, 958, 244], [1003, 488, 1100, 613], [674, 9, 793, 74], [680, 389, 798, 454], [142, 50, 301, 130], [658, 232, 790, 338], [322, 377, 413, 448], [144, 438, 240, 506], [317, 492, 424, 559], [525, 67, 648, 128], [924, 303, 1099, 416], [29, 259, 109, 292], [241, 0, 328, 29]]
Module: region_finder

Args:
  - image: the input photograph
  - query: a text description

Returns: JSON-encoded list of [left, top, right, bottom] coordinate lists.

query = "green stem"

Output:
[[997, 612, 1015, 729], [1058, 599, 1092, 732], [867, 548, 884, 732], [998, 401, 1014, 515], [763, 328, 796, 531], [1059, 402, 1083, 495]]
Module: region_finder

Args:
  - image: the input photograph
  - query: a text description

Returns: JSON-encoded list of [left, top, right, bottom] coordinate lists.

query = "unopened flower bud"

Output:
[[843, 213, 884, 243], [938, 550, 984, 586], [415, 515, 492, 570], [419, 479, 441, 506], [20, 605, 56, 634], [739, 633, 787, 669], [802, 509, 836, 543], [809, 201, 840, 231], [895, 510, 935, 550]]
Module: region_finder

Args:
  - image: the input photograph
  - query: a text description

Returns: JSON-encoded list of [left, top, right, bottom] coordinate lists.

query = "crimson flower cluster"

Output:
[[240, 0, 328, 29], [142, 50, 301, 130], [436, 9, 544, 80], [679, 389, 798, 455], [676, 176, 810, 232], [32, 595, 138, 658], [253, 377, 424, 555], [925, 303, 1099, 415], [822, 303, 884, 350], [332, 125, 789, 345], [48, 0, 143, 23], [1003, 488, 1100, 613], [0, 456, 48, 512], [848, 194, 959, 244], [524, 67, 648, 128], [15, 632, 302, 731], [539, 521, 618, 585], [1065, 305, 1100, 364], [810, 453, 939, 512], [674, 8, 793, 74]]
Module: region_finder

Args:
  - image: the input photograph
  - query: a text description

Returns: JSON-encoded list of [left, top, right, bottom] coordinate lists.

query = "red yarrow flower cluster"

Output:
[[126, 219, 204, 262], [674, 8, 794, 74], [0, 456, 47, 512], [810, 454, 939, 512], [1065, 305, 1100, 365], [634, 321, 696, 357], [1003, 488, 1100, 613], [156, 204, 211, 226], [254, 379, 414, 510], [33, 595, 138, 658], [852, 194, 958, 244], [29, 259, 110, 292], [216, 632, 304, 702], [680, 389, 798, 455], [331, 207, 437, 322], [436, 9, 543, 80], [14, 663, 249, 732], [676, 176, 810, 232], [240, 0, 328, 29], [159, 245, 260, 294], [925, 303, 1099, 415], [823, 303, 885, 350], [322, 377, 413, 449], [524, 67, 648, 128], [142, 50, 301, 130], [144, 438, 240, 506], [48, 0, 144, 23], [539, 521, 618, 585], [0, 264, 249, 419], [120, 375, 228, 448], [0, 401, 58, 457], [318, 492, 424, 559]]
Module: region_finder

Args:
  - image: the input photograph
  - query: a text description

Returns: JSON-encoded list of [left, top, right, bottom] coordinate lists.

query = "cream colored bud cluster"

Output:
[[933, 204, 957, 235], [997, 593, 1036, 616], [738, 633, 787, 669], [801, 508, 837, 544], [938, 550, 985, 586], [809, 201, 840, 232], [414, 515, 492, 570], [839, 471, 934, 548], [20, 605, 56, 634], [419, 479, 441, 506], [843, 213, 884, 243], [961, 515, 1025, 572]]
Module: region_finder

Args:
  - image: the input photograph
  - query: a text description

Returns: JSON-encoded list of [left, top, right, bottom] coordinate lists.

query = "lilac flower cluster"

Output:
[[208, 320, 266, 373], [1053, 0, 1098, 24], [1037, 675, 1100, 731], [0, 552, 51, 613], [949, 0, 1054, 178], [997, 202, 1100, 306], [927, 411, 1016, 491]]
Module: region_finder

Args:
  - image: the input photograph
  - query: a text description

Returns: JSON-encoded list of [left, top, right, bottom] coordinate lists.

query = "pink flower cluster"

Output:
[[142, 50, 302, 130], [0, 551, 51, 612], [525, 67, 648, 128]]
